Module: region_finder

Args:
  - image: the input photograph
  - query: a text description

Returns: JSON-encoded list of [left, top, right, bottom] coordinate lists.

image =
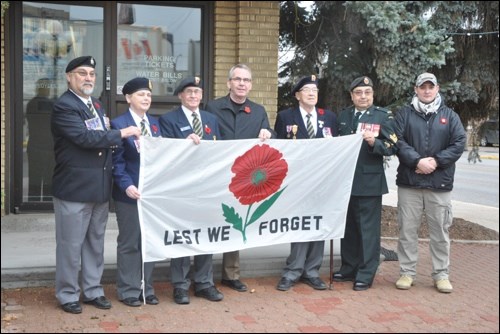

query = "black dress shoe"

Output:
[[173, 288, 190, 305], [300, 276, 327, 290], [276, 277, 294, 291], [121, 297, 141, 307], [61, 301, 82, 314], [353, 281, 372, 291], [221, 279, 248, 292], [332, 273, 355, 282], [84, 296, 112, 309], [139, 294, 159, 305], [195, 286, 224, 301]]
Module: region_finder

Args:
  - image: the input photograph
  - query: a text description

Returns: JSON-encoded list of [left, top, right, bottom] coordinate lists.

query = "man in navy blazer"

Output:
[[111, 77, 161, 307], [52, 56, 141, 314], [274, 75, 338, 292], [159, 77, 223, 305]]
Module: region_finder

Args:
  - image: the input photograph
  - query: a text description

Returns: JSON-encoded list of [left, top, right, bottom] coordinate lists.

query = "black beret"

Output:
[[122, 77, 153, 95], [65, 56, 96, 73], [291, 75, 318, 95], [174, 76, 202, 95], [350, 76, 373, 91]]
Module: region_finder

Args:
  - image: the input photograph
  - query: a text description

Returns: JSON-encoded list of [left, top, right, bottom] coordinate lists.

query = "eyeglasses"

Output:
[[230, 77, 252, 83], [300, 87, 319, 93], [71, 71, 97, 78], [184, 88, 203, 95], [352, 89, 373, 97]]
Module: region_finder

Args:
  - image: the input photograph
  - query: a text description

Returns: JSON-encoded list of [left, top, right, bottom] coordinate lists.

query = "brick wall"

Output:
[[213, 1, 279, 125]]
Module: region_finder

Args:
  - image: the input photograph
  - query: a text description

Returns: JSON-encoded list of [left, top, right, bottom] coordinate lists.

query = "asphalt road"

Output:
[[384, 146, 499, 208]]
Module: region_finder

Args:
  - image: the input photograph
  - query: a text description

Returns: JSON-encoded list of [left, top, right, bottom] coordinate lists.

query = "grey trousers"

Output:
[[54, 197, 108, 305], [115, 201, 155, 300], [171, 254, 214, 292], [281, 241, 325, 281]]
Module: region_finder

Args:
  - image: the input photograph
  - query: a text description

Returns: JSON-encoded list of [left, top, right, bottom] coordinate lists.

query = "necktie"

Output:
[[353, 111, 362, 132], [192, 112, 203, 137], [140, 118, 149, 136], [306, 114, 315, 139], [87, 100, 99, 118]]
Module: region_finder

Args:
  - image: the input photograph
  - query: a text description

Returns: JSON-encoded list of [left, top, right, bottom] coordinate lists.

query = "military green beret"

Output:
[[350, 76, 373, 91]]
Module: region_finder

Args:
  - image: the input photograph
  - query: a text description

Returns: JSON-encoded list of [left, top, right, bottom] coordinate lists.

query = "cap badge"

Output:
[[363, 77, 369, 84], [194, 76, 200, 85], [311, 74, 316, 81], [148, 80, 153, 90], [90, 57, 95, 66]]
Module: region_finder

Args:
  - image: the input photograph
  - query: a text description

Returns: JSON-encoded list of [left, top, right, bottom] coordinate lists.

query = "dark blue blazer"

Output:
[[159, 106, 221, 140], [51, 90, 122, 203], [274, 107, 338, 139], [111, 111, 161, 204]]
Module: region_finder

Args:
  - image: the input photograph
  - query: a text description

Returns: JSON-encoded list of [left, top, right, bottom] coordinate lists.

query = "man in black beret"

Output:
[[274, 75, 337, 292], [52, 55, 141, 314], [159, 78, 223, 304], [65, 55, 96, 73], [333, 76, 398, 291], [173, 76, 202, 95]]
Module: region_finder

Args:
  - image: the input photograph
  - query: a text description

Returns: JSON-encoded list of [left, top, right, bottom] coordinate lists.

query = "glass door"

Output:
[[16, 2, 104, 211]]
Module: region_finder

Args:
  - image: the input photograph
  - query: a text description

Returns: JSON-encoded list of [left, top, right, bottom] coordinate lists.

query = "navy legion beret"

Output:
[[291, 75, 318, 95], [66, 56, 96, 73], [350, 76, 373, 91], [122, 77, 153, 95], [174, 76, 202, 95]]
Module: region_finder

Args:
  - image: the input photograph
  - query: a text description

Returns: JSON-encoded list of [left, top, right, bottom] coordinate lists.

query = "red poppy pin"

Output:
[[151, 124, 158, 134], [205, 124, 211, 134], [440, 117, 448, 124], [94, 102, 101, 110], [244, 106, 251, 114], [318, 108, 325, 115]]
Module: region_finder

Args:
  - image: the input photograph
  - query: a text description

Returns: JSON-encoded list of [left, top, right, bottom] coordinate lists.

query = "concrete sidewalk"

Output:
[[2, 239, 498, 333]]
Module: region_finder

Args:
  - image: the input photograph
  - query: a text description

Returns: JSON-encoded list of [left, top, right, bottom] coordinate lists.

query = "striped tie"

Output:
[[87, 100, 99, 118], [306, 114, 315, 139], [353, 111, 362, 132], [192, 112, 203, 137], [140, 118, 149, 136]]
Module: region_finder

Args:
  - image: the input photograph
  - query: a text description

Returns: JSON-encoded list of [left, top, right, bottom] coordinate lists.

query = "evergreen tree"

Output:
[[279, 1, 499, 124]]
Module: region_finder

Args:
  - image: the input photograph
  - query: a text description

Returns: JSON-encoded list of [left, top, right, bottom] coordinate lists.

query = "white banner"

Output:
[[138, 135, 363, 262]]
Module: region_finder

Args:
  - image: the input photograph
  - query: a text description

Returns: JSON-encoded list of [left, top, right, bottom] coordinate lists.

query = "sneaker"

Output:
[[395, 275, 414, 290], [434, 279, 453, 293]]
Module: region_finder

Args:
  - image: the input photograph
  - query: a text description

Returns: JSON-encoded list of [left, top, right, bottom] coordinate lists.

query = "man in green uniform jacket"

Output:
[[333, 76, 398, 291]]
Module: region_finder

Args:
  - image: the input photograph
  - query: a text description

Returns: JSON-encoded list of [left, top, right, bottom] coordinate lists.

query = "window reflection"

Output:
[[22, 2, 103, 202], [117, 4, 201, 96]]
